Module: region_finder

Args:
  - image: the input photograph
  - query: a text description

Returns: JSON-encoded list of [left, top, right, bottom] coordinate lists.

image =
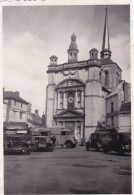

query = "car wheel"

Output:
[[26, 149, 31, 155], [66, 141, 73, 149], [86, 144, 90, 151], [118, 146, 124, 156], [96, 146, 100, 152], [103, 146, 108, 154], [48, 144, 54, 152]]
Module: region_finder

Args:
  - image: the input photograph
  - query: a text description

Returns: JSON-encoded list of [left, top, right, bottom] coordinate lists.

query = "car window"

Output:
[[41, 132, 48, 136], [61, 131, 66, 135]]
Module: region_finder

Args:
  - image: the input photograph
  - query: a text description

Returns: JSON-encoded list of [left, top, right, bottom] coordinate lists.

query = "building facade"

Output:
[[106, 81, 131, 131], [3, 90, 31, 123], [45, 7, 130, 141]]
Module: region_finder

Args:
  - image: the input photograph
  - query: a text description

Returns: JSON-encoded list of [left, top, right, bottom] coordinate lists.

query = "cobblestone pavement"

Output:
[[4, 146, 131, 194]]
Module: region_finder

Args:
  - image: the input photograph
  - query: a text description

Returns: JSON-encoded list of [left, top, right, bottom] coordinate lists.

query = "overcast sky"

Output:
[[3, 5, 130, 115]]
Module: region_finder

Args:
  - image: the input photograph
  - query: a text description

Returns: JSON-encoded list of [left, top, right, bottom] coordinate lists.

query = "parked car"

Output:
[[86, 131, 113, 151], [102, 132, 131, 155], [4, 128, 31, 155], [31, 128, 54, 152], [44, 126, 77, 148]]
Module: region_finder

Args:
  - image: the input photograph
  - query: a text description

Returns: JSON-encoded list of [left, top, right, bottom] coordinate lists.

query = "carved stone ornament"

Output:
[[58, 80, 82, 88], [63, 69, 77, 76]]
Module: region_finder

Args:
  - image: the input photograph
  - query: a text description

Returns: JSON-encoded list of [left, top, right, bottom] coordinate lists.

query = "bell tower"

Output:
[[67, 33, 79, 63], [100, 6, 111, 59]]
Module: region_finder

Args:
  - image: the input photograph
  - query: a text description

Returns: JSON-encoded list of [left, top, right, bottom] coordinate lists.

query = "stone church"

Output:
[[45, 7, 124, 141]]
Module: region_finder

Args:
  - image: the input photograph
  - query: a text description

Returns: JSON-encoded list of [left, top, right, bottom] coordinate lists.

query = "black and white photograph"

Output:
[[3, 1, 131, 194]]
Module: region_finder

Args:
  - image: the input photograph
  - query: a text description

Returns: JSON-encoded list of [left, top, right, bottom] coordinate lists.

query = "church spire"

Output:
[[100, 6, 111, 59], [67, 33, 79, 63]]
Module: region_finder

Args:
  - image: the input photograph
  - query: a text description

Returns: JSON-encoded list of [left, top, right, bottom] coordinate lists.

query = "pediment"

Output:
[[54, 110, 84, 118], [57, 78, 85, 88]]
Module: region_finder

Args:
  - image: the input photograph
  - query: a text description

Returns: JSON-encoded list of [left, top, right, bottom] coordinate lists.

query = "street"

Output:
[[4, 146, 131, 194]]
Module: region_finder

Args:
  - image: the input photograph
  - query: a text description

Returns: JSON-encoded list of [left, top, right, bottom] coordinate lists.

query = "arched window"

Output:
[[116, 72, 120, 85], [99, 72, 101, 82], [105, 70, 109, 87]]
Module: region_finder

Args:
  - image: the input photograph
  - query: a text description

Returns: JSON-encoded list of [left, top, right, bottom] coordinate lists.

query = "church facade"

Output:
[[45, 7, 124, 141]]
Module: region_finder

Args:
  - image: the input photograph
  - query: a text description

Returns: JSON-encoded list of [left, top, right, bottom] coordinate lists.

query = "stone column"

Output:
[[75, 91, 78, 108], [74, 121, 77, 139], [63, 92, 68, 109], [64, 92, 67, 109], [57, 92, 60, 109], [81, 121, 83, 138], [81, 90, 84, 108]]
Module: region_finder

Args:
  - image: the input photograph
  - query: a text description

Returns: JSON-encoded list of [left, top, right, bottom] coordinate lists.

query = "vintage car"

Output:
[[102, 132, 131, 155], [4, 122, 32, 155], [86, 131, 113, 151], [31, 128, 54, 152], [86, 128, 117, 151], [44, 126, 77, 148]]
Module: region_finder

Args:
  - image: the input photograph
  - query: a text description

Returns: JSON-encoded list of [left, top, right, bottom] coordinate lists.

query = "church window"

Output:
[[60, 92, 63, 109], [111, 102, 114, 112], [99, 72, 101, 82], [77, 91, 81, 108], [105, 70, 109, 86], [116, 72, 120, 85]]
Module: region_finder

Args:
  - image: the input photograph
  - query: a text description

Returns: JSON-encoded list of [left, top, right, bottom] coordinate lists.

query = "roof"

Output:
[[99, 58, 115, 65], [4, 122, 29, 129], [120, 102, 131, 112], [4, 91, 29, 104], [50, 55, 58, 59], [100, 58, 122, 71], [90, 48, 98, 52], [29, 113, 42, 125], [106, 80, 124, 98]]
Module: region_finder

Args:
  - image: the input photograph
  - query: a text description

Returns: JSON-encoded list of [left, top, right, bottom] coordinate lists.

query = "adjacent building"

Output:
[[3, 90, 31, 123], [106, 81, 131, 131], [45, 7, 131, 141]]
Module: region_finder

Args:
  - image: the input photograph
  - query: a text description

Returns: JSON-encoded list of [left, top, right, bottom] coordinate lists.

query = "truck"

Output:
[[31, 127, 54, 152], [102, 132, 131, 155], [86, 129, 117, 152], [45, 126, 77, 148], [4, 122, 31, 155]]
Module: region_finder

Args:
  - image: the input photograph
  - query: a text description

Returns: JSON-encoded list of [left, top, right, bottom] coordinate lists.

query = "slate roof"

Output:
[[106, 80, 124, 98], [120, 102, 131, 112], [99, 58, 122, 71], [28, 113, 42, 125], [99, 58, 115, 65], [4, 91, 29, 104]]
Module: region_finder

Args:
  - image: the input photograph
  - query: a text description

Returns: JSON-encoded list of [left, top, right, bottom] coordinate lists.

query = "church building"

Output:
[[45, 7, 127, 141]]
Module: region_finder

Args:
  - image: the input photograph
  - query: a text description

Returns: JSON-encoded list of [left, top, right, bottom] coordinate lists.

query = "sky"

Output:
[[3, 5, 130, 115]]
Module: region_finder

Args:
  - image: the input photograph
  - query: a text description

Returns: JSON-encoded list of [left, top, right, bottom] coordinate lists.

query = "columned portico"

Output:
[[54, 109, 85, 142]]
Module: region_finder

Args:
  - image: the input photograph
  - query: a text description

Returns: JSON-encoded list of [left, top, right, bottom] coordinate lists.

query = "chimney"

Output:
[[35, 110, 38, 114], [15, 91, 19, 96]]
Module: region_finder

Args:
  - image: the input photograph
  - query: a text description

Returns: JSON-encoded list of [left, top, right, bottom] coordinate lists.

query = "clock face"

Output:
[[68, 96, 74, 103]]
